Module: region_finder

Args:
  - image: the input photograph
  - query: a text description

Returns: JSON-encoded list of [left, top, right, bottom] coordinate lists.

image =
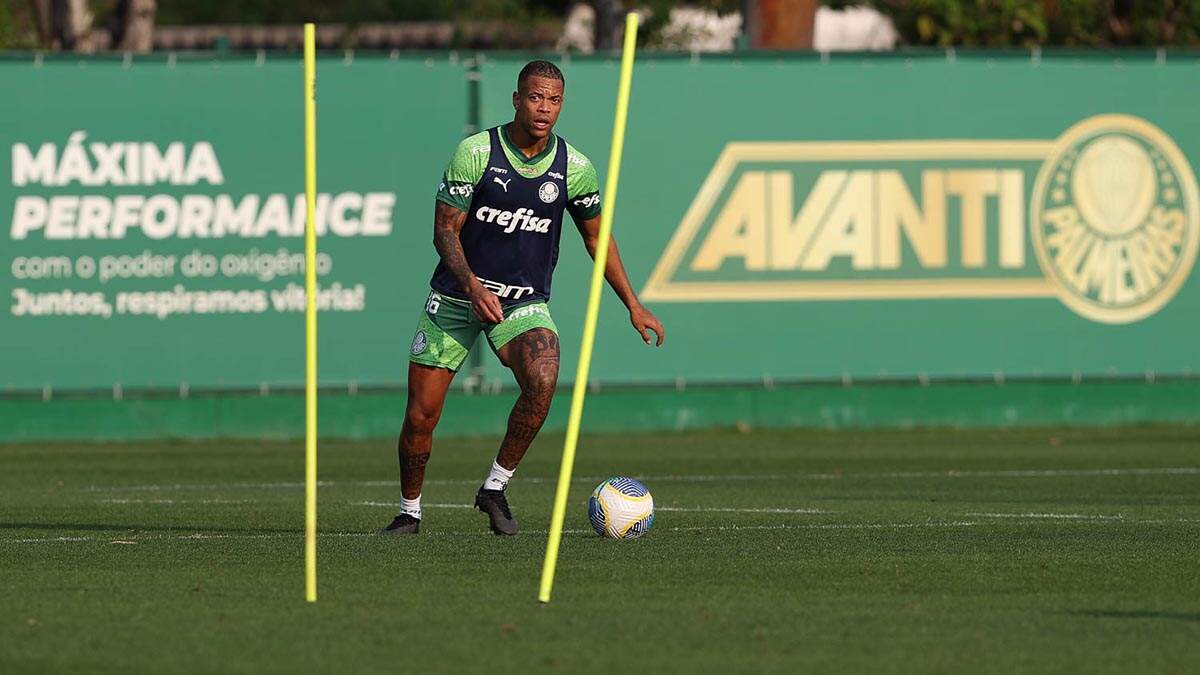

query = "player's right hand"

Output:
[[468, 285, 505, 324]]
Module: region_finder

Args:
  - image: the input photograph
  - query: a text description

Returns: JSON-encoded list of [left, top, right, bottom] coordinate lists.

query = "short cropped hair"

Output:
[[517, 60, 565, 89]]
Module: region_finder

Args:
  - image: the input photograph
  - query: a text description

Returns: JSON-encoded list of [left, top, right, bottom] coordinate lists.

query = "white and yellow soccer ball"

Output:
[[587, 477, 655, 539]]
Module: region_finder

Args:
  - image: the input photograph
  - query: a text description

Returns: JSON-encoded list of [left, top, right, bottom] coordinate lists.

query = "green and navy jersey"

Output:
[[435, 125, 602, 221], [430, 125, 601, 305]]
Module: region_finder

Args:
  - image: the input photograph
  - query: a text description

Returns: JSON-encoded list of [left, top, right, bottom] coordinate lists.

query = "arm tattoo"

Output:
[[432, 201, 477, 294]]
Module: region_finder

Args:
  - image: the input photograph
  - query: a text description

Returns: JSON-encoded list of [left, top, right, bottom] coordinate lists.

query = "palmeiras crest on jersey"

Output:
[[538, 181, 559, 204], [410, 330, 428, 355], [1030, 115, 1200, 323]]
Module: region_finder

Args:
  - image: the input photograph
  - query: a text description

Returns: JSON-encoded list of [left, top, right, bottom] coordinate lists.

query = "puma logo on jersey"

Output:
[[475, 206, 552, 234], [493, 176, 512, 192]]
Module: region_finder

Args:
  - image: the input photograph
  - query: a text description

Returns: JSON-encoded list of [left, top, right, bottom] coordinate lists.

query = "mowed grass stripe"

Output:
[[2, 426, 1199, 674], [6, 514, 1200, 545], [67, 465, 1200, 493]]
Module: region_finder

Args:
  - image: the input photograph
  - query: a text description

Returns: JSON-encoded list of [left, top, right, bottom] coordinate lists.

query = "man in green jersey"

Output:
[[380, 60, 665, 536]]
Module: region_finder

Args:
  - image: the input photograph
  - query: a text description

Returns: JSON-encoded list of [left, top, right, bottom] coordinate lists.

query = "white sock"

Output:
[[399, 494, 422, 520], [483, 460, 515, 491]]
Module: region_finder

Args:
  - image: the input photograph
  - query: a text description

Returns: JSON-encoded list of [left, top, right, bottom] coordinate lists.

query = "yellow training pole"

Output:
[[303, 23, 318, 604], [538, 12, 639, 604]]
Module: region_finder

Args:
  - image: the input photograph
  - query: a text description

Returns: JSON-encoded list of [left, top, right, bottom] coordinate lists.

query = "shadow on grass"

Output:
[[1066, 609, 1200, 622], [0, 522, 299, 535]]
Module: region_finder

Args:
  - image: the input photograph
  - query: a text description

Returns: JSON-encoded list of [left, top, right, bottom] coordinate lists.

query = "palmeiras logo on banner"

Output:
[[642, 114, 1199, 324], [1030, 116, 1198, 323]]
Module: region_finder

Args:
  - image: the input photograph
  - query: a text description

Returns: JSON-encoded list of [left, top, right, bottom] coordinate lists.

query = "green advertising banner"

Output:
[[4, 53, 1198, 392], [2, 56, 467, 391]]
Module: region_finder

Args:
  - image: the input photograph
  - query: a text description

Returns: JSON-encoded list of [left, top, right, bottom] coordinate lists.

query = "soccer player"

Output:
[[380, 60, 665, 536]]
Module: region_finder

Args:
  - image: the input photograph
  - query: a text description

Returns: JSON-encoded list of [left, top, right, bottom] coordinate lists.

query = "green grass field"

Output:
[[2, 426, 1199, 673]]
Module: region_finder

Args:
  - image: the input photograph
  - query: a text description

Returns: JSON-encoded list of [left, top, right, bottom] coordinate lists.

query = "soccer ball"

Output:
[[587, 477, 655, 539]]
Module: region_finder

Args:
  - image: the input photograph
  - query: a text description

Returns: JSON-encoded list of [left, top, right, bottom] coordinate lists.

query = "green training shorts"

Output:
[[408, 290, 558, 371]]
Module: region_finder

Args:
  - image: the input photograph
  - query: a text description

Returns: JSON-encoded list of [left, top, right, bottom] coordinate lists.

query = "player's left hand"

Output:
[[629, 304, 665, 346]]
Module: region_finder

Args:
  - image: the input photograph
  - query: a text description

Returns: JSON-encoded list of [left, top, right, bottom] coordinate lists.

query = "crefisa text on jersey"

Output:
[[473, 206, 552, 234]]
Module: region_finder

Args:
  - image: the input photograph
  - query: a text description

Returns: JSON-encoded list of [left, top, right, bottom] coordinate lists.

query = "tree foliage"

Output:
[[0, 1, 44, 49], [832, 0, 1200, 47], [8, 1, 1200, 50], [154, 0, 566, 25]]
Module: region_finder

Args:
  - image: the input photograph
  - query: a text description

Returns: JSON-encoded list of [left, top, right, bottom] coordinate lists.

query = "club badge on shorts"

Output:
[[410, 330, 428, 355]]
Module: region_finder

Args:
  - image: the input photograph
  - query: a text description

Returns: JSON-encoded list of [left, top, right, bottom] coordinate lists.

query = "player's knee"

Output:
[[403, 405, 441, 437], [523, 366, 558, 402]]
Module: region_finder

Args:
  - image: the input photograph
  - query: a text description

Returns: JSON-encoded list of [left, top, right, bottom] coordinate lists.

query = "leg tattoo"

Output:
[[398, 438, 431, 500], [398, 407, 438, 499], [496, 329, 560, 471]]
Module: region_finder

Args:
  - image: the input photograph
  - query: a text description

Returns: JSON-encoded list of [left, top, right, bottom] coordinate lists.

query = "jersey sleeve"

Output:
[[565, 143, 601, 221], [435, 131, 490, 213]]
